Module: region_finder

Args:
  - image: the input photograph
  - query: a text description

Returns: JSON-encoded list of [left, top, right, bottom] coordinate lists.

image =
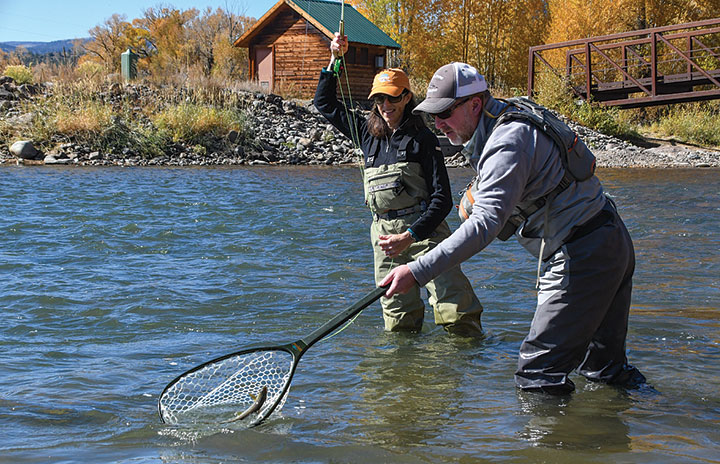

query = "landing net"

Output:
[[159, 350, 294, 426]]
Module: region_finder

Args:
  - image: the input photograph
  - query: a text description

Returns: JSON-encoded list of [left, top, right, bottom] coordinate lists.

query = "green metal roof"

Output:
[[289, 0, 400, 49]]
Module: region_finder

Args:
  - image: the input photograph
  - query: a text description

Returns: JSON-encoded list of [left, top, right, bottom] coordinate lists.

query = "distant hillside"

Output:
[[0, 39, 90, 54]]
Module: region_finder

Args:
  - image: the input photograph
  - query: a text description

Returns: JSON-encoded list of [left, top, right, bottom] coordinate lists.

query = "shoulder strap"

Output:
[[496, 99, 568, 153], [495, 98, 577, 189], [366, 137, 380, 167], [492, 99, 576, 240], [397, 135, 413, 162]]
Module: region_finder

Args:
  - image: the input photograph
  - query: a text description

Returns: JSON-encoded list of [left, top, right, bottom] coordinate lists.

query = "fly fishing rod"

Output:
[[158, 285, 387, 427], [332, 0, 363, 165]]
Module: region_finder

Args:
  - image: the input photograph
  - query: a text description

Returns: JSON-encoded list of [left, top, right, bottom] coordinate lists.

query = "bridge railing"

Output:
[[528, 18, 720, 108]]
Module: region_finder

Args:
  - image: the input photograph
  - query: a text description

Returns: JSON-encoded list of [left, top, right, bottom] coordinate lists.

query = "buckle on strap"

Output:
[[375, 201, 427, 221], [496, 173, 575, 241], [396, 135, 413, 162]]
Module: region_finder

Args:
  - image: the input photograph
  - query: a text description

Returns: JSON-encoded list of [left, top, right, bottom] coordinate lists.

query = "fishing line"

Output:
[[319, 310, 363, 341], [321, 0, 390, 343], [334, 0, 363, 168]]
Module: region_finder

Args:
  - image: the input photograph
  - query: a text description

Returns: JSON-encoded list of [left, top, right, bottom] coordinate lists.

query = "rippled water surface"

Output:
[[1, 165, 718, 463]]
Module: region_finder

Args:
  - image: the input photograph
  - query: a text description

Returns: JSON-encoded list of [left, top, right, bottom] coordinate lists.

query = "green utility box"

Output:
[[121, 49, 138, 81]]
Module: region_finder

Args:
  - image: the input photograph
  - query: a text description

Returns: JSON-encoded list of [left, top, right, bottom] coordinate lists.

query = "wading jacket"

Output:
[[408, 96, 607, 287], [313, 69, 454, 240]]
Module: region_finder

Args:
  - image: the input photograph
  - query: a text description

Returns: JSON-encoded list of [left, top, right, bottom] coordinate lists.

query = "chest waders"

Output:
[[363, 135, 429, 219], [364, 134, 484, 334]]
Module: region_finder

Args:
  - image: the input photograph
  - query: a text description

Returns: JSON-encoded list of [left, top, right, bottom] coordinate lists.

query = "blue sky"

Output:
[[0, 1, 282, 43]]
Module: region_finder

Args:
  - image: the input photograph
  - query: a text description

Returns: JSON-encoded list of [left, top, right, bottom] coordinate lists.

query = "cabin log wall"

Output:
[[245, 9, 387, 99]]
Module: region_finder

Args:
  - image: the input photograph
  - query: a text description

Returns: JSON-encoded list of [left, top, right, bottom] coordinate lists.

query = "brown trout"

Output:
[[222, 386, 268, 423]]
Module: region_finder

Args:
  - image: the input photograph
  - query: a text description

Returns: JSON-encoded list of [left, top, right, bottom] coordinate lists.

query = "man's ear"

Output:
[[470, 96, 484, 116]]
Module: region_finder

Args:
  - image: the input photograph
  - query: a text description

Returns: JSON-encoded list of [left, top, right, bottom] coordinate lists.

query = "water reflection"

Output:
[[353, 332, 482, 449], [516, 388, 633, 456]]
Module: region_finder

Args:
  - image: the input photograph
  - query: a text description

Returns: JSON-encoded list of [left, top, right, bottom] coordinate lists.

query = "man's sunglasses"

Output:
[[433, 97, 472, 120], [372, 91, 407, 105]]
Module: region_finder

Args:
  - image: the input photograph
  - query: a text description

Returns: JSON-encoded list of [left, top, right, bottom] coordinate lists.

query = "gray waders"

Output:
[[514, 201, 646, 393], [365, 161, 483, 335]]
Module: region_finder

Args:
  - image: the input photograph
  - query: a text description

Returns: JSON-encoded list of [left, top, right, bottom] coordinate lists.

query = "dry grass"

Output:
[[1, 68, 259, 156], [55, 101, 113, 135], [151, 103, 245, 146], [646, 102, 720, 147]]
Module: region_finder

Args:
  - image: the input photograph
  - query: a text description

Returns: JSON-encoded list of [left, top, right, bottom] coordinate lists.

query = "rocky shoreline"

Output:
[[2, 78, 719, 169]]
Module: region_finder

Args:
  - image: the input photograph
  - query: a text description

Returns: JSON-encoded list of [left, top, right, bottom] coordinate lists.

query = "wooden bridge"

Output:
[[528, 18, 720, 109]]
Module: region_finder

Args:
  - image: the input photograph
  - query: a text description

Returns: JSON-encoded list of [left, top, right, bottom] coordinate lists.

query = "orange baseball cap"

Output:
[[368, 68, 411, 98]]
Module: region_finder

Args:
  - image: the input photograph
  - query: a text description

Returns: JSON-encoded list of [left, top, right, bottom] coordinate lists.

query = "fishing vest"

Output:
[[458, 97, 597, 240], [363, 134, 430, 218]]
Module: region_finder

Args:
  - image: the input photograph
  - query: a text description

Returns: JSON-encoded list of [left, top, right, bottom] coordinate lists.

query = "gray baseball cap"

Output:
[[413, 62, 488, 115]]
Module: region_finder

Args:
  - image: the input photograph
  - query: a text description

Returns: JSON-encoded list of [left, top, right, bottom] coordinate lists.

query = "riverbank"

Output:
[[1, 78, 719, 168]]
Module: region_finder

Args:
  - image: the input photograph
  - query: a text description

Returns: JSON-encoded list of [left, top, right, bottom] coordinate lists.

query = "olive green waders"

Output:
[[364, 162, 483, 334], [370, 214, 483, 334]]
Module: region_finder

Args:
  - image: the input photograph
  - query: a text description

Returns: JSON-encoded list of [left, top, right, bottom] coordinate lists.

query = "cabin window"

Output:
[[346, 46, 356, 64], [357, 47, 368, 65], [345, 47, 369, 65], [375, 55, 385, 69]]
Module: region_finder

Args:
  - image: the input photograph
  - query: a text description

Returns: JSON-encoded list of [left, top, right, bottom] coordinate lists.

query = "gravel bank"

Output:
[[1, 79, 718, 168], [443, 112, 720, 169]]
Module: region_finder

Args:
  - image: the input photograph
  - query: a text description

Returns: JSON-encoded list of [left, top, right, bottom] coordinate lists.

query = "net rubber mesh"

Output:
[[159, 349, 294, 425]]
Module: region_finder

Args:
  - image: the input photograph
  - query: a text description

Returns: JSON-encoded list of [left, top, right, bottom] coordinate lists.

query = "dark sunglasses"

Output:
[[433, 97, 472, 120], [372, 91, 407, 105]]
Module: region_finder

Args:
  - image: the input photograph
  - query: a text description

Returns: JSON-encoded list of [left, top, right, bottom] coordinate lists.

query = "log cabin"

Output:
[[233, 0, 401, 99]]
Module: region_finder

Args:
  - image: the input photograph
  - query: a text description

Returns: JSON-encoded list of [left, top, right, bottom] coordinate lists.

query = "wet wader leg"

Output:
[[515, 211, 643, 393], [425, 266, 483, 334], [577, 215, 646, 387], [418, 222, 483, 336], [371, 220, 424, 332]]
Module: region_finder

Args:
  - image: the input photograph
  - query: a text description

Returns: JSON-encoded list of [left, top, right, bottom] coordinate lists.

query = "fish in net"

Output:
[[159, 349, 294, 426], [158, 286, 386, 427]]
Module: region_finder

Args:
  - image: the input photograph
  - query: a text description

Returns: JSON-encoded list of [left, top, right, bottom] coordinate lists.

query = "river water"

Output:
[[0, 165, 718, 463]]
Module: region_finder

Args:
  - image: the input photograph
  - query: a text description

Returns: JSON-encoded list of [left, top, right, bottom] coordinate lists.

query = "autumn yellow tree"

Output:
[[184, 7, 252, 78], [83, 14, 140, 72], [464, 0, 549, 89], [132, 7, 199, 77], [134, 6, 254, 80], [355, 0, 425, 71], [356, 0, 549, 89], [622, 0, 720, 30], [546, 0, 720, 45]]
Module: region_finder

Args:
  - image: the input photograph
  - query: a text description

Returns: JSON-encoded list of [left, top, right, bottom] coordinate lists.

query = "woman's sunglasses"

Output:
[[433, 97, 472, 120], [372, 91, 407, 105]]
